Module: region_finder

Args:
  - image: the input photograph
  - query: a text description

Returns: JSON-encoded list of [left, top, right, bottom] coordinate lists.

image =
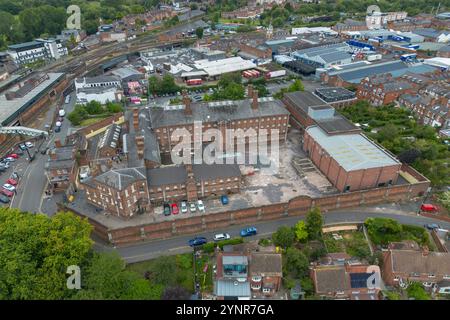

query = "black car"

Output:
[[0, 195, 10, 204], [163, 202, 171, 216], [54, 126, 61, 133]]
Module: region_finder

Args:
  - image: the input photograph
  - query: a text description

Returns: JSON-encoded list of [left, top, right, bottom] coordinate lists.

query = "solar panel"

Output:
[[350, 273, 371, 288]]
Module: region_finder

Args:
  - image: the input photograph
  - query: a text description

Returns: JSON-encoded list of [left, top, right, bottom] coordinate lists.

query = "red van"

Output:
[[420, 204, 438, 212]]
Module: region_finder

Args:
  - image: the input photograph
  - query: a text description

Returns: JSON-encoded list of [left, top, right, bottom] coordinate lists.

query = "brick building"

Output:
[[399, 93, 449, 128], [357, 74, 416, 106], [45, 141, 78, 193], [97, 124, 122, 158], [382, 244, 450, 288], [238, 43, 272, 59], [146, 88, 290, 159], [83, 167, 151, 219], [249, 252, 282, 297], [303, 125, 401, 192]]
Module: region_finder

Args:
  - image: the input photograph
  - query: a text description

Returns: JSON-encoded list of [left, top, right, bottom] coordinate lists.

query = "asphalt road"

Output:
[[110, 209, 450, 264]]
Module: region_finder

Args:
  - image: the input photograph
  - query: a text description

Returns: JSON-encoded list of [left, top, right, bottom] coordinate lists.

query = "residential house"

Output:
[[214, 252, 251, 300], [44, 141, 78, 193], [249, 252, 282, 297]]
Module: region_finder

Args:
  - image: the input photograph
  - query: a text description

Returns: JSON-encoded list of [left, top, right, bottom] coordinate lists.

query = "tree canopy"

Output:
[[305, 207, 323, 240]]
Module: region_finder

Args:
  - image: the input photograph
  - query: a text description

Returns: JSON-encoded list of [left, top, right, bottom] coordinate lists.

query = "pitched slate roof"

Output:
[[93, 167, 147, 190], [390, 250, 450, 275], [249, 253, 282, 276]]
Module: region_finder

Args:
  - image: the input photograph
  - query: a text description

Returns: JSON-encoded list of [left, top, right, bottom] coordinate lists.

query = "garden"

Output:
[[323, 229, 372, 261]]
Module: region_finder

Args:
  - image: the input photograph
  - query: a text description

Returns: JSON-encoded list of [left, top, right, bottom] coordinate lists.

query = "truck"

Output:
[[367, 54, 382, 62], [265, 69, 286, 79], [400, 53, 417, 62]]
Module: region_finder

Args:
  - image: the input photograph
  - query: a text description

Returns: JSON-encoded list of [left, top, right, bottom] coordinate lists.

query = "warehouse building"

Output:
[[303, 125, 401, 192]]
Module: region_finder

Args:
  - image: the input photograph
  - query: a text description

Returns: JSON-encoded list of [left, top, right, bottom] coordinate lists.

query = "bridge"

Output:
[[0, 126, 48, 137]]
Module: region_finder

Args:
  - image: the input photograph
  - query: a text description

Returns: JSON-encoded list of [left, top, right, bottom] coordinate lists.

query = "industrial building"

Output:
[[292, 43, 353, 68], [303, 125, 401, 192]]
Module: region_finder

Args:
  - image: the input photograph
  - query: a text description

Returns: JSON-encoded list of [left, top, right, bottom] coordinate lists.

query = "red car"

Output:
[[171, 203, 179, 215], [420, 204, 438, 212], [7, 153, 19, 159], [6, 179, 18, 186], [1, 188, 14, 197]]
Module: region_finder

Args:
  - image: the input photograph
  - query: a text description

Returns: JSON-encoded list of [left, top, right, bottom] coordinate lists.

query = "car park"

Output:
[[220, 195, 229, 205], [189, 202, 197, 213], [25, 142, 34, 148], [424, 223, 441, 230], [240, 227, 257, 237], [3, 184, 15, 192], [0, 195, 10, 203], [163, 203, 171, 216], [0, 189, 13, 197], [213, 233, 231, 242], [181, 201, 188, 214], [171, 203, 179, 215], [197, 200, 205, 212], [6, 179, 17, 186], [188, 237, 207, 247]]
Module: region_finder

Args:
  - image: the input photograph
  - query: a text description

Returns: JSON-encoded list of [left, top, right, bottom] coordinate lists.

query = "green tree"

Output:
[[306, 207, 323, 240], [85, 101, 104, 115], [0, 209, 93, 300], [106, 102, 123, 113], [288, 79, 304, 92], [272, 226, 296, 248], [195, 27, 204, 40], [294, 220, 308, 243], [406, 282, 431, 300], [285, 247, 309, 278]]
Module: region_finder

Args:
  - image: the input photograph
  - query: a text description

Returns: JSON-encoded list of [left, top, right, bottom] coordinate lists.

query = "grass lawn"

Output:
[[79, 116, 109, 127], [323, 231, 371, 259]]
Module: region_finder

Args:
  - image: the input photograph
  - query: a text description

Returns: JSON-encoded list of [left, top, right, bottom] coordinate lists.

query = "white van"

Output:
[[65, 95, 71, 104], [58, 109, 66, 117]]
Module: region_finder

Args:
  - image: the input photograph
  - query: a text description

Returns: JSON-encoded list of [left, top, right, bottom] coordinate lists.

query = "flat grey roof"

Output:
[[214, 280, 250, 297], [306, 126, 399, 171], [0, 72, 65, 126], [283, 91, 329, 114], [193, 164, 241, 182], [223, 255, 248, 265], [146, 166, 188, 187]]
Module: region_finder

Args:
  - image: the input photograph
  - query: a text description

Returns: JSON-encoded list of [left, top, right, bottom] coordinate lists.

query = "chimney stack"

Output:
[[133, 108, 139, 131], [135, 135, 145, 159], [247, 84, 253, 98], [251, 89, 259, 110], [54, 138, 62, 148], [182, 90, 192, 115]]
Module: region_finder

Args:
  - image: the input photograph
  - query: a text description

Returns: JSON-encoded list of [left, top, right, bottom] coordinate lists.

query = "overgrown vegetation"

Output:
[[148, 74, 180, 96], [203, 72, 245, 101], [67, 101, 122, 126], [341, 101, 450, 187], [365, 217, 432, 248]]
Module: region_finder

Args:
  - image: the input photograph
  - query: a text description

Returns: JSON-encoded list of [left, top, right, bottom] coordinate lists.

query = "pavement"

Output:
[[107, 202, 450, 264]]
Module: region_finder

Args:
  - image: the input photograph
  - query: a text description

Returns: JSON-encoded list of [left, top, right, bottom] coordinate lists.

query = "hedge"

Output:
[[202, 238, 244, 253]]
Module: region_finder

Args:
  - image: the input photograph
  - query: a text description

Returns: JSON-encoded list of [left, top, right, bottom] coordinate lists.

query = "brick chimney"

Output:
[[252, 89, 259, 110], [247, 84, 254, 98], [135, 135, 145, 159], [54, 138, 62, 148], [182, 90, 192, 115], [132, 108, 139, 131]]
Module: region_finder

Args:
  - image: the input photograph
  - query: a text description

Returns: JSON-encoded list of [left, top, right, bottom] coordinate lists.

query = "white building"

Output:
[[7, 39, 68, 66], [366, 11, 408, 30], [75, 75, 122, 104]]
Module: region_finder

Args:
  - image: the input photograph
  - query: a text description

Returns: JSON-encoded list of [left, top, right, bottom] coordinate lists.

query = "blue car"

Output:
[[188, 237, 207, 247], [240, 227, 257, 237], [220, 195, 229, 205]]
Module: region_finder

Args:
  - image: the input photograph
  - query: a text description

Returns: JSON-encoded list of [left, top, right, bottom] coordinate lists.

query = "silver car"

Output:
[[213, 233, 231, 242]]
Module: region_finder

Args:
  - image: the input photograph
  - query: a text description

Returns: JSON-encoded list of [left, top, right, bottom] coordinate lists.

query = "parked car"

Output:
[[197, 200, 205, 212], [213, 233, 231, 242], [0, 167, 6, 172], [0, 194, 10, 203], [19, 144, 27, 150], [0, 189, 13, 197], [6, 178, 17, 186], [189, 202, 197, 213], [16, 149, 24, 155], [420, 204, 438, 212], [163, 203, 171, 216], [11, 172, 19, 180], [171, 203, 179, 215], [58, 116, 64, 122], [0, 161, 10, 168], [7, 154, 19, 159], [4, 157, 15, 162], [220, 195, 229, 205], [25, 142, 34, 148], [181, 201, 188, 214], [54, 126, 61, 133], [188, 237, 207, 247], [240, 227, 257, 237], [424, 223, 441, 230], [3, 184, 15, 192]]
